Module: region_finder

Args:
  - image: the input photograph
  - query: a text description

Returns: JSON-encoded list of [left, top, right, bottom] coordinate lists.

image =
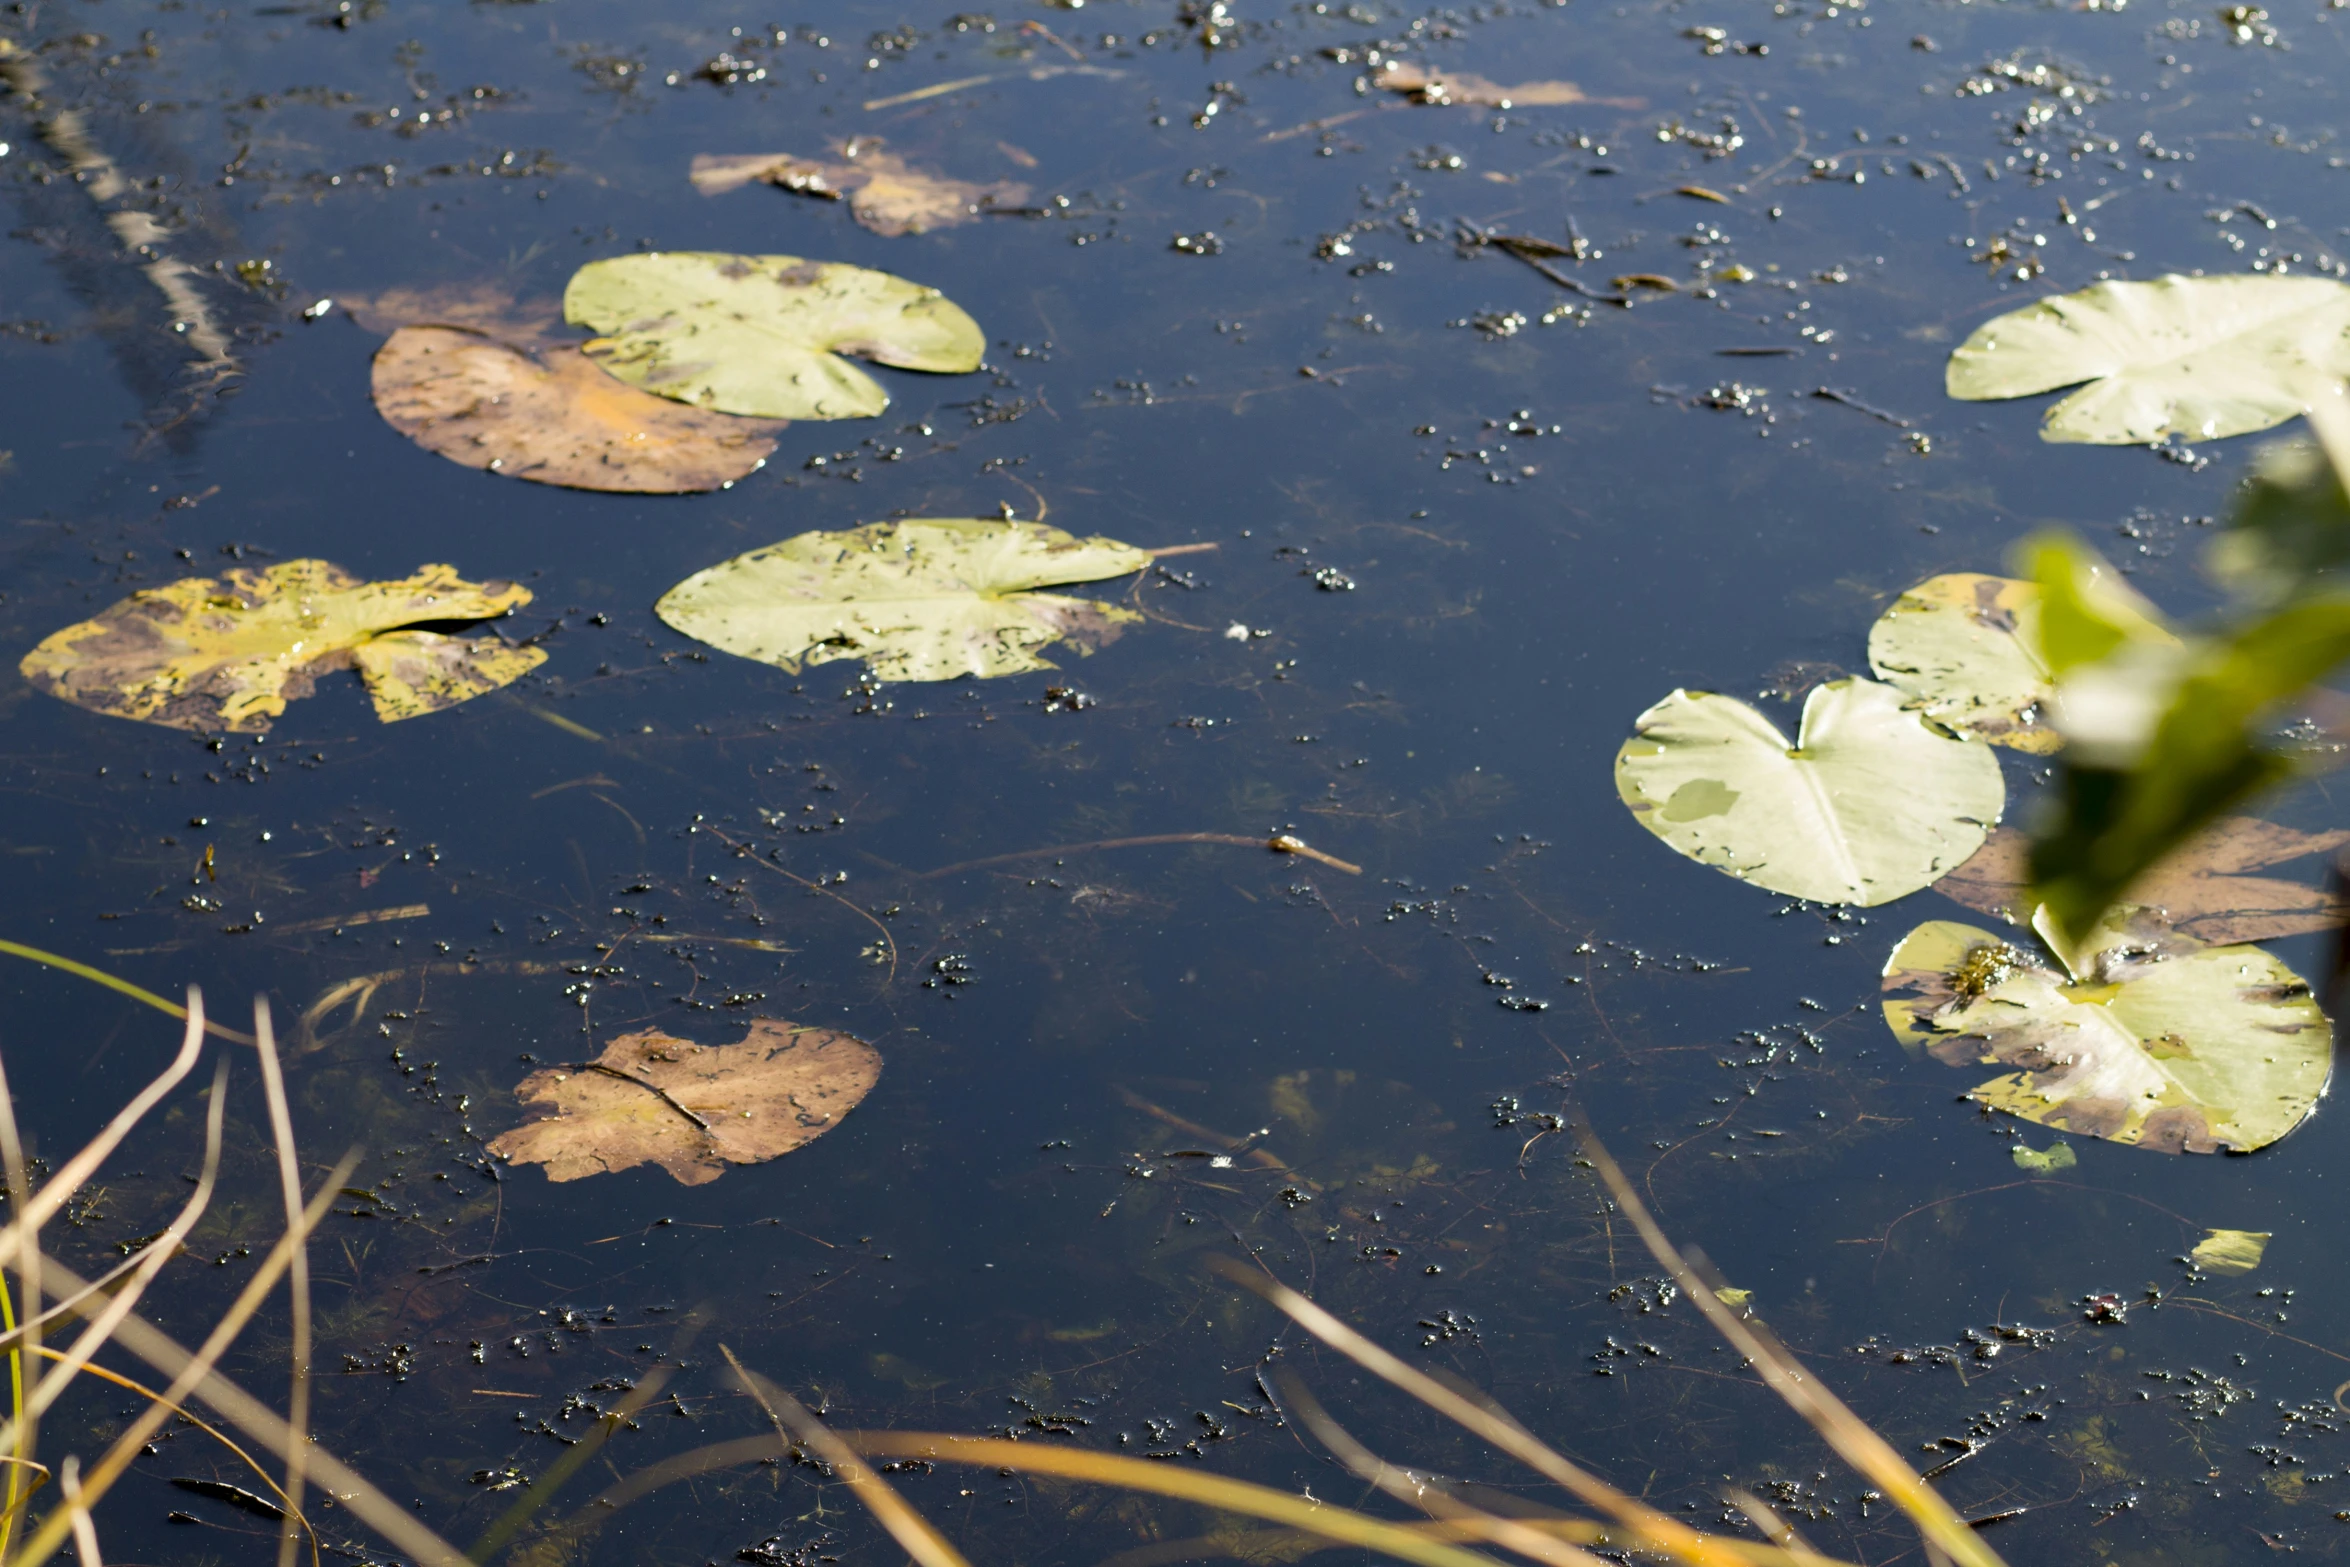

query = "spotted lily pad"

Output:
[[1880, 916, 2328, 1154], [657, 518, 1150, 682], [1947, 275, 2350, 444], [20, 560, 542, 733], [563, 252, 983, 420], [1869, 574, 2056, 752], [1614, 678, 2005, 905], [486, 1019, 881, 1185]]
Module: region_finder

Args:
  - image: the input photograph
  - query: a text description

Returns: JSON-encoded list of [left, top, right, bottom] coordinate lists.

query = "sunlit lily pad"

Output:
[[1946, 275, 2350, 444], [1866, 573, 2063, 752], [486, 1019, 881, 1186], [1614, 678, 2004, 905], [657, 518, 1149, 682], [563, 252, 984, 420], [1880, 917, 2328, 1154], [20, 560, 543, 733]]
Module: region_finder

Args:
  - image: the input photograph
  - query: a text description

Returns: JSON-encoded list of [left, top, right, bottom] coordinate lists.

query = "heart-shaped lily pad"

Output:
[[1881, 916, 2328, 1154], [1946, 275, 2350, 445], [1614, 678, 2004, 905], [657, 518, 1149, 682], [563, 252, 984, 420]]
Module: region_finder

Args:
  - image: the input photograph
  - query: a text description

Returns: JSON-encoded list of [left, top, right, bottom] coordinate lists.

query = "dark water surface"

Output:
[[4, 0, 2350, 1561]]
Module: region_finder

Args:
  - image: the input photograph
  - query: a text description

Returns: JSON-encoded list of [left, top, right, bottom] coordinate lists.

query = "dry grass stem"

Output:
[[1273, 1373, 1623, 1567], [252, 1000, 313, 1567], [0, 1049, 42, 1566], [9, 1061, 225, 1438], [725, 1354, 974, 1567], [1572, 1129, 2007, 1567], [56, 1460, 97, 1567], [1206, 1260, 1749, 1567], [32, 1352, 308, 1544], [6, 1146, 358, 1567], [470, 1357, 683, 1564], [0, 994, 205, 1275]]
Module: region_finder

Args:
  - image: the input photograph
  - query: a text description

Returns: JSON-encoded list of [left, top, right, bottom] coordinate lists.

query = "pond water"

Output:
[[3, 0, 2349, 1562]]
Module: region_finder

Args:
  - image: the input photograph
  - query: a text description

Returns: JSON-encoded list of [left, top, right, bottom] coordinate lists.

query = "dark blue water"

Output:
[[4, 0, 2350, 1561]]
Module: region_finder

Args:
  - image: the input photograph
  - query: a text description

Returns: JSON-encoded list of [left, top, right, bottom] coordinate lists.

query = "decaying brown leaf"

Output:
[[1368, 61, 1643, 110], [337, 282, 562, 340], [1938, 818, 2350, 944], [370, 325, 785, 493], [486, 1020, 881, 1186], [691, 139, 1031, 237]]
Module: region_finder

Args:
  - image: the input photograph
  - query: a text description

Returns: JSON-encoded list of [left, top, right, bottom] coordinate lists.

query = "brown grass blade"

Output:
[[0, 991, 205, 1274], [1205, 1259, 1750, 1567], [1273, 1372, 1624, 1567], [6, 1147, 358, 1567], [723, 1351, 973, 1567], [252, 999, 313, 1567], [0, 1045, 43, 1564], [11, 1060, 225, 1435], [1571, 1127, 2007, 1567], [57, 1460, 98, 1567]]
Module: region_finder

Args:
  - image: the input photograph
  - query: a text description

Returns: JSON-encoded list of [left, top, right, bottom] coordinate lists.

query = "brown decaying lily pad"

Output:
[[486, 1020, 881, 1186], [690, 139, 1030, 237], [370, 325, 785, 494], [1368, 61, 1644, 110], [1938, 818, 2350, 944]]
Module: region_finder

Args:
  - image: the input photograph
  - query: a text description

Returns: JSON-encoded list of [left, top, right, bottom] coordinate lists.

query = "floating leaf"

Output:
[[1866, 572, 2150, 753], [2011, 1141, 2077, 1172], [486, 1019, 881, 1186], [563, 252, 983, 420], [1880, 918, 2328, 1154], [20, 560, 542, 733], [1614, 678, 2004, 906], [1940, 818, 2350, 944], [692, 141, 1029, 236], [657, 518, 1149, 682], [2190, 1228, 2270, 1275], [1369, 60, 1642, 109], [371, 325, 786, 493], [1946, 275, 2350, 444], [338, 282, 561, 339]]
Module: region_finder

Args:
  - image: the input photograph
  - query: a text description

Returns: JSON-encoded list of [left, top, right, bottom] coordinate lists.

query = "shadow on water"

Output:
[[2, 0, 2349, 1561]]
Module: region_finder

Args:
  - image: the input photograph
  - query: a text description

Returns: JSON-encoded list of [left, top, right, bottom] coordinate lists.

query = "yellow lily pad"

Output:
[[1881, 917, 2329, 1154], [563, 252, 983, 420], [20, 560, 543, 733], [657, 518, 1150, 682]]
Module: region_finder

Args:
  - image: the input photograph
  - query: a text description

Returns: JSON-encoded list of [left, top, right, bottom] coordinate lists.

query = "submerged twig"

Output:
[[579, 1062, 715, 1135], [704, 828, 900, 984], [921, 832, 1360, 879]]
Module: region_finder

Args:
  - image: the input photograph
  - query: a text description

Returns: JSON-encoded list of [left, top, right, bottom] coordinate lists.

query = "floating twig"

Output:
[[919, 832, 1360, 879]]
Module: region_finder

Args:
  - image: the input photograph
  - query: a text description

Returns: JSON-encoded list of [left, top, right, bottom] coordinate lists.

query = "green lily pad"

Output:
[[656, 518, 1151, 682], [1614, 678, 2005, 906], [1946, 275, 2350, 445], [1880, 917, 2328, 1154], [563, 252, 983, 420], [2011, 1141, 2076, 1172], [2189, 1228, 2269, 1275]]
